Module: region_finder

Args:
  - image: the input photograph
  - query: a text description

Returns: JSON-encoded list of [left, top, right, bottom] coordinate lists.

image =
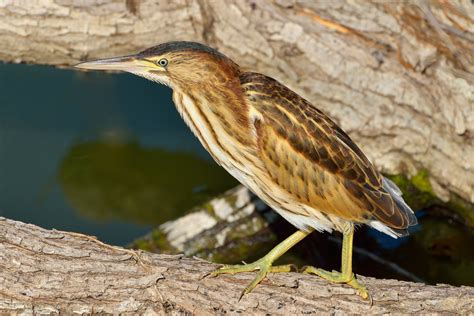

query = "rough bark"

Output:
[[0, 0, 473, 206], [1, 217, 473, 314]]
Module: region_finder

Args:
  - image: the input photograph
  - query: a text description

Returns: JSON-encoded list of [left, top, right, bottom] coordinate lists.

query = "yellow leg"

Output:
[[210, 230, 310, 298], [302, 222, 369, 299]]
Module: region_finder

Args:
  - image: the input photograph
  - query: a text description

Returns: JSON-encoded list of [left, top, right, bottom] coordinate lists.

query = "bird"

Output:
[[75, 41, 417, 300]]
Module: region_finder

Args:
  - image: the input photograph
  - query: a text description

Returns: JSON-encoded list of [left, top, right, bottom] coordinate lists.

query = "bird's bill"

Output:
[[74, 55, 153, 72]]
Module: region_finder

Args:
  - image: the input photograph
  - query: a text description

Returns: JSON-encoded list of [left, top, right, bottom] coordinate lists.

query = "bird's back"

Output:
[[239, 72, 417, 237]]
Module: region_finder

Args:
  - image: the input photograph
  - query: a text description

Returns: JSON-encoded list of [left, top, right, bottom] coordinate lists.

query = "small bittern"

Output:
[[76, 41, 417, 300]]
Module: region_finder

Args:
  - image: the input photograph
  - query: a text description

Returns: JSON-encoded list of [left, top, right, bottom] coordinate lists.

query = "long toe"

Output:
[[240, 269, 268, 299], [302, 266, 370, 300], [209, 259, 295, 297], [210, 262, 260, 277]]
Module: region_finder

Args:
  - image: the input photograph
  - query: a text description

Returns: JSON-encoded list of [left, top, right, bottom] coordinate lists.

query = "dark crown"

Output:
[[138, 41, 227, 59]]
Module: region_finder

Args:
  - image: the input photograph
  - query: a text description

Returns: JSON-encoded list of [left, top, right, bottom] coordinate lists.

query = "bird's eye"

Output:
[[157, 58, 168, 67]]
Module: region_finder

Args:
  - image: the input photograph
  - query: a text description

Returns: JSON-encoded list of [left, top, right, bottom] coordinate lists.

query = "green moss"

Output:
[[387, 170, 473, 227], [131, 239, 152, 252], [224, 194, 238, 208], [202, 202, 216, 218], [387, 171, 438, 211], [150, 229, 175, 253], [129, 228, 176, 253], [411, 170, 433, 193]]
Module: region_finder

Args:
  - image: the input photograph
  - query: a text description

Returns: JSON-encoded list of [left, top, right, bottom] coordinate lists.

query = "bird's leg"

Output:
[[302, 222, 369, 299], [210, 230, 310, 297]]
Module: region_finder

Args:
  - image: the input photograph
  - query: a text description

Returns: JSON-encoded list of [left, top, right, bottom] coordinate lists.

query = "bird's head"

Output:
[[75, 41, 240, 89]]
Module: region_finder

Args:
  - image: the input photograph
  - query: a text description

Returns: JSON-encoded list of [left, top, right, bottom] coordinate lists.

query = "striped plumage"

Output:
[[147, 43, 416, 238], [75, 41, 417, 299]]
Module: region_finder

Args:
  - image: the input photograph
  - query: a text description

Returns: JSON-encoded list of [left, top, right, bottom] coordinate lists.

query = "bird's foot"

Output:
[[209, 258, 296, 299], [301, 266, 370, 300]]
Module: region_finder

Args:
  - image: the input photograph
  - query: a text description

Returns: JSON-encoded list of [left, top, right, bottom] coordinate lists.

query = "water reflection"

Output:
[[58, 140, 237, 225], [391, 211, 474, 286]]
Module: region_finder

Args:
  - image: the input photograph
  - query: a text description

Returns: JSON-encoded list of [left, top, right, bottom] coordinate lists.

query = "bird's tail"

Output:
[[369, 177, 418, 238]]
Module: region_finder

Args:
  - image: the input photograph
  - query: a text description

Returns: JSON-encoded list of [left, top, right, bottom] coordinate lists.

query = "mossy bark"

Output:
[[388, 171, 474, 227]]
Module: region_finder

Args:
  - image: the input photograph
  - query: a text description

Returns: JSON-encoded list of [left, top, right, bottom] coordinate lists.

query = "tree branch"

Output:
[[1, 217, 472, 314]]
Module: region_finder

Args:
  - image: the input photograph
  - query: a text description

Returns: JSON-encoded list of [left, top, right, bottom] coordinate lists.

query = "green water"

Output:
[[0, 63, 237, 245]]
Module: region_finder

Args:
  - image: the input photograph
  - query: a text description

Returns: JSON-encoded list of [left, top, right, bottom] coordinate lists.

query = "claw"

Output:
[[200, 269, 217, 280], [303, 266, 371, 301]]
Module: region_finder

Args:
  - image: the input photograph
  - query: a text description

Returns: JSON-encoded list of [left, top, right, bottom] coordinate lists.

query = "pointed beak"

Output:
[[74, 55, 152, 72]]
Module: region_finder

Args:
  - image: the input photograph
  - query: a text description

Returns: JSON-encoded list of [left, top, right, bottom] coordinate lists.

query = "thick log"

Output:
[[1, 217, 473, 314], [0, 0, 473, 207]]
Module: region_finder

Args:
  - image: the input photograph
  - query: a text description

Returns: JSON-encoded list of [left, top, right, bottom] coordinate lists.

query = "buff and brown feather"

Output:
[[240, 72, 417, 236]]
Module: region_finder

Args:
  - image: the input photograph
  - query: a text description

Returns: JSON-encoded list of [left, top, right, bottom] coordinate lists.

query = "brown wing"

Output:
[[241, 72, 417, 231]]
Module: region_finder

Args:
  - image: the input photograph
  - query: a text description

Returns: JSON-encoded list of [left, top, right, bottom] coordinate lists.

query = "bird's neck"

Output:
[[171, 82, 258, 176]]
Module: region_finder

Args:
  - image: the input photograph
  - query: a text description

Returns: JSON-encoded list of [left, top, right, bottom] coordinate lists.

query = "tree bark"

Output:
[[1, 217, 473, 314], [0, 0, 472, 206]]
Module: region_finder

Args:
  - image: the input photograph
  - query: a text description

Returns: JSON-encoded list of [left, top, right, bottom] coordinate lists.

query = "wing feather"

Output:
[[241, 72, 417, 231]]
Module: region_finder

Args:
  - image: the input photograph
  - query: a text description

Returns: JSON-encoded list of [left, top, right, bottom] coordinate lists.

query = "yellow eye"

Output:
[[157, 58, 168, 67]]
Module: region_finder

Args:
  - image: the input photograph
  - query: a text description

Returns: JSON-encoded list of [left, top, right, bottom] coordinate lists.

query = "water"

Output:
[[0, 63, 237, 245]]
